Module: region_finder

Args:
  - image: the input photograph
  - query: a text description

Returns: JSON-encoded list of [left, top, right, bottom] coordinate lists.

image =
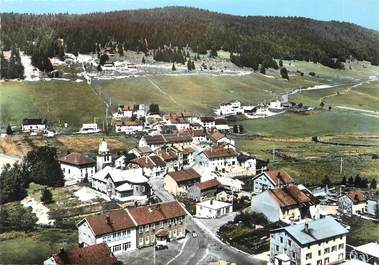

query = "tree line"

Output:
[[2, 7, 379, 70]]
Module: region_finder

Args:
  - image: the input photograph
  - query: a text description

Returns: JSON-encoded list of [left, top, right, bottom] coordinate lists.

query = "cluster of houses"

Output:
[[214, 98, 288, 119], [45, 102, 378, 265]]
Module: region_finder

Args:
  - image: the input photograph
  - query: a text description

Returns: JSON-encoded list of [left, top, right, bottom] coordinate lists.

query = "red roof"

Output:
[[264, 170, 294, 185], [83, 209, 136, 236], [53, 243, 117, 265], [209, 131, 225, 142], [127, 201, 187, 226], [346, 191, 367, 204], [203, 147, 237, 159], [269, 185, 318, 209], [130, 155, 166, 168], [167, 169, 201, 184], [196, 179, 221, 191], [59, 152, 95, 166]]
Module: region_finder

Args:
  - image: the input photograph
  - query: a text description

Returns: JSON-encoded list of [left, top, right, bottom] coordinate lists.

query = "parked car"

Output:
[[192, 231, 198, 238]]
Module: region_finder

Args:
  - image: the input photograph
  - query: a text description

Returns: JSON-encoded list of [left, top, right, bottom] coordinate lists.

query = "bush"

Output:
[[41, 188, 53, 204], [0, 203, 37, 232]]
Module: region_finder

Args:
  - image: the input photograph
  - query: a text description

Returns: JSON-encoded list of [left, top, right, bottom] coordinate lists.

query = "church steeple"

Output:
[[96, 139, 112, 171]]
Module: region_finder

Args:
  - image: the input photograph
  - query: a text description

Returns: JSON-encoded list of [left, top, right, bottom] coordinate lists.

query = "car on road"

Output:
[[192, 231, 198, 238]]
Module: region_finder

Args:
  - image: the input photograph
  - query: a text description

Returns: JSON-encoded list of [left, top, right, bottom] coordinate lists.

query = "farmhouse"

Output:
[[43, 243, 118, 265], [22, 118, 47, 132], [77, 209, 137, 254], [252, 170, 294, 194], [114, 120, 143, 134], [126, 201, 187, 249], [214, 100, 242, 116], [91, 166, 150, 202], [164, 168, 201, 196], [251, 185, 320, 223], [196, 199, 233, 218], [197, 147, 238, 171], [188, 178, 222, 201], [139, 133, 193, 151], [338, 191, 367, 215], [114, 104, 146, 119], [59, 152, 95, 183], [128, 155, 167, 178], [270, 216, 348, 265], [199, 116, 216, 130], [208, 131, 235, 147]]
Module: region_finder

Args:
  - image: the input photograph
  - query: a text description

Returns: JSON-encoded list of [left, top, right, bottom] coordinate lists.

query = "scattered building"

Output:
[[188, 179, 222, 201], [59, 152, 95, 183], [114, 104, 146, 119], [22, 118, 47, 132], [252, 170, 294, 194], [79, 123, 101, 134], [128, 155, 167, 178], [338, 191, 367, 215], [196, 199, 233, 218], [197, 147, 238, 171], [164, 169, 201, 196], [139, 133, 193, 151], [270, 216, 348, 265], [214, 100, 242, 116], [114, 120, 144, 134]]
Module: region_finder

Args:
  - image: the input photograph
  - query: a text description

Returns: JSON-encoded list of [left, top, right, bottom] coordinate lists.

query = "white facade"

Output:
[[61, 163, 95, 182], [79, 123, 100, 134], [97, 140, 112, 171], [196, 200, 233, 218], [78, 220, 137, 253], [22, 123, 46, 132], [197, 153, 238, 171], [269, 99, 283, 109], [115, 123, 143, 134], [214, 100, 242, 116]]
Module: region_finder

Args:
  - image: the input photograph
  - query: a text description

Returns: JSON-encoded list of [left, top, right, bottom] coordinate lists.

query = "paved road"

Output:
[[148, 176, 266, 265]]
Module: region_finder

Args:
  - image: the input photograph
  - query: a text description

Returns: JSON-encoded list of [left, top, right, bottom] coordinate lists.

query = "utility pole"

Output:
[[340, 157, 343, 174], [272, 145, 275, 161]]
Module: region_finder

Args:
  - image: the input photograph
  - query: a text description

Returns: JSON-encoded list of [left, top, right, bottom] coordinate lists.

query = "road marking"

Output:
[[166, 237, 189, 265], [196, 248, 209, 265]]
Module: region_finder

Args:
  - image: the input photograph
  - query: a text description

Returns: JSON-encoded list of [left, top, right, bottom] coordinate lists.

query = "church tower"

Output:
[[96, 139, 112, 171]]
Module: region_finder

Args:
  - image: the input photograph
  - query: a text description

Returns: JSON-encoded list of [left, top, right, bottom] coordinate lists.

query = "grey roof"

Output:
[[273, 216, 348, 246]]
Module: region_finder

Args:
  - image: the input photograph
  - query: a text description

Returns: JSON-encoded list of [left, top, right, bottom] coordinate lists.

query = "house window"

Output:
[[338, 243, 344, 250], [338, 253, 344, 260], [139, 227, 143, 233], [139, 238, 143, 246], [145, 236, 150, 244], [324, 247, 330, 254], [151, 235, 155, 243], [306, 253, 312, 260], [145, 225, 149, 232], [332, 245, 337, 252], [292, 252, 296, 259], [288, 239, 292, 246], [324, 258, 329, 264], [276, 245, 279, 251], [112, 244, 121, 252], [317, 260, 322, 265], [318, 250, 321, 256], [123, 242, 131, 251], [127, 229, 131, 235]]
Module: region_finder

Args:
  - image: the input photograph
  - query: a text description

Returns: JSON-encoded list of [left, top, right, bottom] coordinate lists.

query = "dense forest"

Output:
[[1, 7, 379, 69]]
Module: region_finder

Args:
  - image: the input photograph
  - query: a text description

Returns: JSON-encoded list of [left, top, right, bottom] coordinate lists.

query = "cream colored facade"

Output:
[[164, 175, 185, 195]]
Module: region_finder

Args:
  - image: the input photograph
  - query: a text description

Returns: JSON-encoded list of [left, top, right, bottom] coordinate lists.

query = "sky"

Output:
[[1, 0, 378, 31]]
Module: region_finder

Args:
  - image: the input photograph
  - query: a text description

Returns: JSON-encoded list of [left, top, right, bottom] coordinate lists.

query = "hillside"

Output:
[[2, 7, 379, 67]]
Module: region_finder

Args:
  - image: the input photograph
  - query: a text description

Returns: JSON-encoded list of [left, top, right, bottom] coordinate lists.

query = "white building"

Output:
[[77, 209, 137, 254], [113, 104, 146, 119], [114, 120, 144, 134], [97, 140, 112, 171], [128, 155, 167, 178], [59, 152, 95, 183], [338, 191, 367, 215], [79, 123, 101, 134], [251, 170, 294, 194], [269, 99, 283, 110], [270, 216, 348, 265], [22, 118, 47, 132], [91, 166, 150, 201], [214, 100, 242, 116], [208, 131, 235, 147], [251, 185, 320, 223], [197, 147, 238, 171], [196, 199, 233, 218], [139, 133, 193, 151]]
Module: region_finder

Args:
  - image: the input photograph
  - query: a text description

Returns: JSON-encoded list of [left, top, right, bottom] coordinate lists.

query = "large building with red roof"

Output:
[[251, 169, 294, 194], [59, 152, 96, 183]]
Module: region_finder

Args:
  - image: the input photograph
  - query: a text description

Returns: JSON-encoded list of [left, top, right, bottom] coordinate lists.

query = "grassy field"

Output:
[[236, 136, 379, 184], [341, 216, 379, 246], [92, 73, 322, 114], [0, 81, 105, 129], [0, 229, 77, 264], [235, 109, 379, 137]]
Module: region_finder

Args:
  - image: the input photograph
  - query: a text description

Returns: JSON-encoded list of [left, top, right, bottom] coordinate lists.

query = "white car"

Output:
[[43, 130, 55, 138], [192, 231, 198, 238]]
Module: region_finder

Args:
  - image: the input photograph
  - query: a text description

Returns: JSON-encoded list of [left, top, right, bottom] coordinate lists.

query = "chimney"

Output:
[[304, 222, 309, 233], [105, 215, 111, 225], [210, 199, 213, 205]]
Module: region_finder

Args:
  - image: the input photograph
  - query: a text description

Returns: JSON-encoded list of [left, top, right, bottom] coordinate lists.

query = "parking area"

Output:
[[196, 212, 237, 234]]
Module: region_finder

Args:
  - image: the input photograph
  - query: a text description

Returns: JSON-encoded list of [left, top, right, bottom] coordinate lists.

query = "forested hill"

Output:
[[2, 6, 379, 66]]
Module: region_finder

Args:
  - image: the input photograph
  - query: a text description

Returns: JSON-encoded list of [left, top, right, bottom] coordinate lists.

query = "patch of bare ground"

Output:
[[56, 135, 126, 153], [0, 135, 47, 157]]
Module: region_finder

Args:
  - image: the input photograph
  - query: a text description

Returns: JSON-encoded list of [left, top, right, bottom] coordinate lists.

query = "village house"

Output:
[[44, 243, 118, 265], [129, 146, 153, 158], [214, 100, 242, 116], [139, 133, 193, 151], [367, 198, 378, 218], [338, 191, 367, 215], [237, 154, 257, 175], [91, 166, 150, 202], [214, 119, 231, 132], [154, 146, 181, 170], [113, 104, 146, 119], [251, 185, 320, 223], [126, 201, 187, 249], [350, 242, 379, 265], [216, 176, 244, 192], [77, 209, 137, 254], [164, 169, 201, 196], [270, 216, 348, 265], [208, 131, 235, 147], [199, 116, 216, 130], [22, 118, 47, 132], [188, 178, 222, 201], [59, 152, 96, 183], [128, 155, 167, 178], [197, 147, 238, 171], [189, 129, 208, 144], [162, 112, 191, 131], [196, 199, 233, 218], [251, 170, 294, 194], [114, 120, 144, 134]]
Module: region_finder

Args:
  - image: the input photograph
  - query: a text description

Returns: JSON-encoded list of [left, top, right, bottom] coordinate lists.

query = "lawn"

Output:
[[341, 216, 379, 246], [0, 80, 106, 130], [234, 109, 379, 137], [92, 73, 323, 115], [0, 229, 77, 265]]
